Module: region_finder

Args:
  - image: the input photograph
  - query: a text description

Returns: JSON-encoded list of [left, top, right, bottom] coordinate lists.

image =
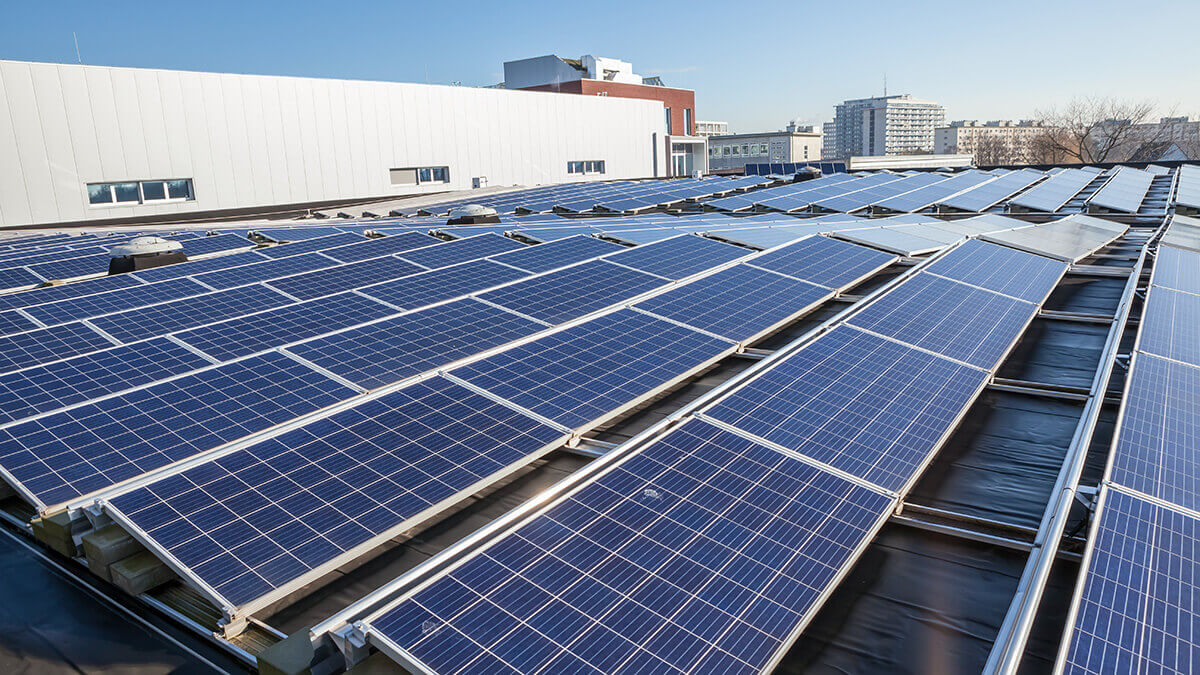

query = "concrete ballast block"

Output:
[[81, 524, 144, 582], [109, 551, 175, 596]]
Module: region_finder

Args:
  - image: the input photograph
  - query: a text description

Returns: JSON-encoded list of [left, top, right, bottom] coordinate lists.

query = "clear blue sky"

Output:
[[3, 0, 1197, 133]]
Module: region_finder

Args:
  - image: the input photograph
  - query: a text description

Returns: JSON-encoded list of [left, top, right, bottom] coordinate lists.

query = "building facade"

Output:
[[707, 124, 823, 172], [830, 94, 945, 158], [821, 121, 837, 159], [504, 54, 705, 177], [693, 121, 729, 137], [1094, 116, 1200, 162], [0, 60, 667, 228], [935, 120, 1047, 164]]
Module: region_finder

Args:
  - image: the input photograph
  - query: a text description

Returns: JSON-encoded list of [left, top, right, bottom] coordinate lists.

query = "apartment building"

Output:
[[935, 120, 1047, 164], [830, 94, 945, 158]]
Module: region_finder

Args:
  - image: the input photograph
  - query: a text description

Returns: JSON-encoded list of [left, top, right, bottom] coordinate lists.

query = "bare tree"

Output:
[[972, 135, 1012, 166], [1033, 97, 1174, 163]]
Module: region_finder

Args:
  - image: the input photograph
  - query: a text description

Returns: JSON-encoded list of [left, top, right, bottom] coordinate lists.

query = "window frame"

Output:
[[86, 178, 195, 207]]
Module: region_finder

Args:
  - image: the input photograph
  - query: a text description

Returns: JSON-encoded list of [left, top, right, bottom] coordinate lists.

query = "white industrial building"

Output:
[[0, 60, 668, 228], [830, 94, 945, 158], [707, 121, 823, 172]]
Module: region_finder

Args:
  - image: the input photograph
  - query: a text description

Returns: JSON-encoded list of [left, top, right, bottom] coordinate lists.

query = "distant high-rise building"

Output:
[[831, 94, 945, 158], [822, 121, 837, 158]]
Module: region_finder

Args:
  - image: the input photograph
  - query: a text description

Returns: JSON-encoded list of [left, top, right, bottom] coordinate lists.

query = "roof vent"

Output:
[[108, 236, 187, 275], [446, 204, 501, 225]]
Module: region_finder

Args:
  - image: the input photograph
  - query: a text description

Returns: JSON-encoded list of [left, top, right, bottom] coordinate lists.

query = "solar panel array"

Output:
[[1008, 168, 1097, 212], [1085, 166, 1155, 214]]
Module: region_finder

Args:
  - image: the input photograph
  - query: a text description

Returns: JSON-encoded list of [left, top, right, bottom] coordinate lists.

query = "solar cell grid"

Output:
[[0, 267, 43, 292], [266, 257, 425, 301], [370, 418, 892, 675], [24, 278, 210, 328], [923, 238, 1067, 303], [255, 232, 368, 259], [454, 310, 731, 429], [1009, 169, 1095, 212], [190, 252, 338, 290], [0, 351, 355, 508], [90, 284, 294, 344], [604, 235, 748, 280], [1152, 246, 1200, 296], [27, 253, 111, 281], [478, 260, 665, 325], [359, 259, 529, 310], [128, 250, 270, 283], [0, 338, 213, 425], [180, 234, 255, 257], [705, 326, 986, 491], [108, 376, 566, 608], [1138, 287, 1200, 367], [0, 274, 145, 312], [395, 234, 527, 270], [287, 299, 544, 391], [0, 323, 117, 373], [938, 169, 1045, 212], [749, 236, 895, 288], [321, 232, 441, 263], [0, 311, 38, 336]]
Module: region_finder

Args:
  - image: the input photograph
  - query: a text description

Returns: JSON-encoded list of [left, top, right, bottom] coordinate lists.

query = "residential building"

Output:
[[1094, 116, 1200, 162], [0, 59, 667, 228], [822, 121, 837, 159], [504, 54, 705, 176], [830, 94, 945, 158], [935, 120, 1047, 164], [707, 121, 823, 172], [694, 120, 729, 137]]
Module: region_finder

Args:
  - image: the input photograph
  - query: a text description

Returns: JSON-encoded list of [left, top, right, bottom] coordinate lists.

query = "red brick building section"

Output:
[[521, 80, 695, 137]]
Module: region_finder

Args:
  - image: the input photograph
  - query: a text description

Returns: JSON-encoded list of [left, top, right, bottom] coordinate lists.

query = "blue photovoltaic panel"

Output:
[[636, 264, 831, 343], [175, 292, 397, 362], [923, 239, 1067, 303], [0, 311, 38, 336], [455, 310, 730, 429], [1062, 489, 1200, 675], [939, 169, 1044, 212], [256, 232, 367, 259], [359, 259, 529, 310], [189, 252, 338, 290], [90, 284, 294, 345], [1153, 246, 1200, 296], [511, 226, 605, 243], [1138, 287, 1200, 367], [1109, 353, 1200, 513], [255, 227, 347, 242], [1087, 167, 1154, 213], [605, 235, 748, 280], [0, 246, 107, 269], [396, 234, 527, 270], [493, 236, 625, 274], [266, 257, 425, 301], [847, 272, 1037, 369], [0, 323, 116, 373], [24, 278, 210, 327], [1009, 169, 1095, 212], [371, 418, 892, 675], [0, 267, 42, 291], [128, 250, 269, 284], [0, 352, 354, 508], [0, 274, 144, 312], [287, 299, 543, 390], [321, 232, 441, 263], [180, 234, 254, 257], [749, 236, 896, 289], [109, 376, 565, 608], [0, 338, 213, 425], [705, 326, 985, 491], [27, 253, 111, 281], [478, 260, 665, 325]]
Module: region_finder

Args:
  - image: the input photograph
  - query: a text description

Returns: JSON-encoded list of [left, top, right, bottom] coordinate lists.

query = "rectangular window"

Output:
[[86, 179, 195, 207], [665, 107, 673, 134], [684, 108, 693, 135], [390, 166, 449, 185], [568, 161, 605, 175], [141, 181, 167, 201]]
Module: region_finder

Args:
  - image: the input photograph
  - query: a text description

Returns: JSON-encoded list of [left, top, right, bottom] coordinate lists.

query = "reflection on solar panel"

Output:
[[107, 376, 566, 608], [1061, 488, 1200, 675], [1008, 169, 1095, 212], [938, 169, 1044, 212], [367, 418, 891, 675], [1176, 165, 1200, 211], [91, 284, 294, 344], [359, 259, 528, 310], [0, 338, 213, 425], [833, 228, 948, 256], [255, 232, 367, 259], [0, 274, 144, 312], [1152, 246, 1200, 295], [286, 299, 543, 391], [175, 292, 397, 362], [1137, 287, 1200, 367], [455, 310, 731, 429], [321, 232, 441, 263], [0, 352, 354, 509], [749, 236, 895, 288], [190, 252, 338, 290], [636, 265, 831, 342], [873, 171, 995, 213], [397, 233, 527, 269], [478, 260, 665, 325], [0, 323, 116, 373], [605, 235, 747, 280], [1086, 167, 1155, 213], [266, 257, 425, 301], [23, 278, 210, 328], [705, 326, 985, 491], [847, 272, 1035, 368], [923, 239, 1067, 303]]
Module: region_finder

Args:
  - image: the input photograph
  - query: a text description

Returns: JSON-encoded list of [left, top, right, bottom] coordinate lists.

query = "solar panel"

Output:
[[923, 239, 1067, 303], [0, 311, 39, 336], [0, 352, 355, 509], [255, 232, 368, 259], [321, 232, 441, 263], [0, 273, 145, 312], [635, 265, 831, 343], [359, 259, 529, 310], [873, 171, 995, 213], [180, 234, 255, 257], [189, 252, 338, 290], [396, 234, 528, 270], [1138, 287, 1200, 367], [1108, 353, 1200, 513], [89, 284, 294, 345], [0, 323, 117, 373], [848, 272, 1037, 369], [1152, 246, 1200, 296], [0, 267, 43, 292], [704, 326, 986, 491], [27, 253, 111, 281], [478, 260, 665, 325], [604, 235, 748, 280], [510, 226, 606, 243], [254, 227, 348, 242], [1061, 488, 1200, 675], [175, 292, 398, 362], [266, 257, 425, 301], [128, 250, 271, 283], [1176, 165, 1200, 211], [1087, 167, 1155, 213], [23, 278, 211, 328], [748, 236, 895, 289], [106, 375, 566, 609], [833, 228, 948, 257], [938, 169, 1044, 212], [286, 299, 544, 391], [454, 310, 731, 429], [0, 338, 213, 425], [1008, 169, 1095, 212], [366, 418, 892, 675]]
